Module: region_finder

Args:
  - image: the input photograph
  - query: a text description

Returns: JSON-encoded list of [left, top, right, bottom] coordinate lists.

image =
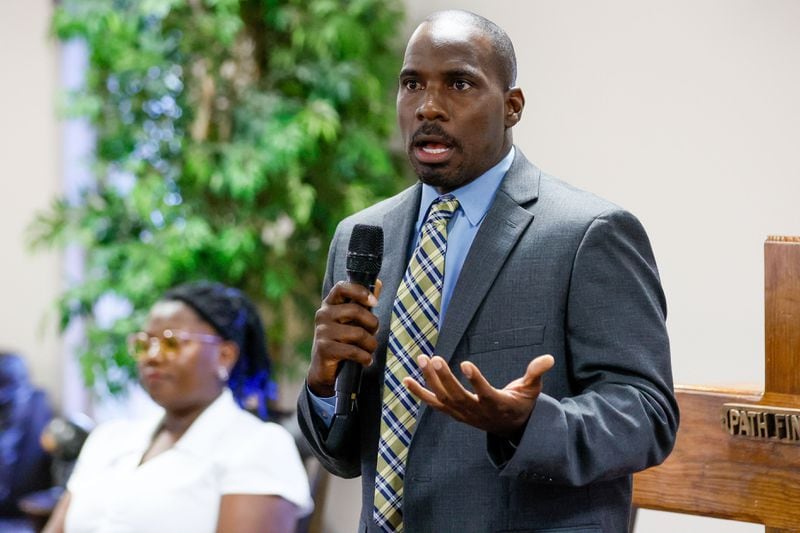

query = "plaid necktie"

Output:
[[373, 194, 460, 532]]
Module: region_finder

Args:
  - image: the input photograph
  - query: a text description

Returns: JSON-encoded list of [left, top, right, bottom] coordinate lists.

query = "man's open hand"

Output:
[[403, 354, 555, 440]]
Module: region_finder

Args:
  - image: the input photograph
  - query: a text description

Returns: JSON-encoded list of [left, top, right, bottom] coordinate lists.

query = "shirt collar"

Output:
[[417, 146, 515, 228], [176, 388, 241, 455], [140, 388, 240, 457]]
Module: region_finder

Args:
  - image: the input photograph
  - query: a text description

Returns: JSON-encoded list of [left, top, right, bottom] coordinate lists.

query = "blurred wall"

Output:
[[0, 0, 62, 402], [3, 1, 798, 532]]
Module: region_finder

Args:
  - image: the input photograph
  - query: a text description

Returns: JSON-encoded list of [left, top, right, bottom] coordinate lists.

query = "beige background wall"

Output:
[[0, 0, 62, 399], [3, 1, 799, 532]]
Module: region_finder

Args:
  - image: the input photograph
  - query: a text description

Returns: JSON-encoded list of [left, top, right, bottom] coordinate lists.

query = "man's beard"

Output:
[[412, 159, 465, 190], [407, 123, 465, 191]]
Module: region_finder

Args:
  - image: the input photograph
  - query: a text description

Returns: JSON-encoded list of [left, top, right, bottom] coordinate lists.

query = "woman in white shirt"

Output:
[[44, 281, 313, 533]]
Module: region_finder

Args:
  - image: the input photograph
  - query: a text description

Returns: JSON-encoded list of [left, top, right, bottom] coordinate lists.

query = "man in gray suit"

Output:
[[298, 9, 678, 532]]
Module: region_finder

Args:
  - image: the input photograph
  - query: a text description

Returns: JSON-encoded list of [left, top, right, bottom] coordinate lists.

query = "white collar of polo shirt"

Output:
[[138, 388, 239, 461]]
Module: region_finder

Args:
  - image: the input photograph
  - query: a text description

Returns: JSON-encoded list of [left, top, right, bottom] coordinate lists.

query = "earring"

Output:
[[217, 366, 229, 382]]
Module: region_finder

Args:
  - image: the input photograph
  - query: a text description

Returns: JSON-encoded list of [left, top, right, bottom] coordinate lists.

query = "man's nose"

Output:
[[416, 89, 448, 121]]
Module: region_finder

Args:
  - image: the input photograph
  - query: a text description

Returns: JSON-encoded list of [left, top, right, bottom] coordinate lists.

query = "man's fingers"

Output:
[[417, 355, 445, 396], [403, 376, 443, 408], [428, 356, 474, 402], [417, 355, 454, 407], [324, 280, 378, 308], [316, 321, 377, 353], [316, 299, 379, 333], [521, 354, 555, 388], [313, 336, 374, 367], [460, 361, 495, 398]]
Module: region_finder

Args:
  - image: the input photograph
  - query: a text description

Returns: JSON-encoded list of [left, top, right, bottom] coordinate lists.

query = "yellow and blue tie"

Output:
[[373, 194, 460, 532]]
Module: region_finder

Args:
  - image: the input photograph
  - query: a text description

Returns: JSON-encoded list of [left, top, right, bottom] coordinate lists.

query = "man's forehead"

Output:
[[403, 21, 488, 69], [416, 16, 479, 42], [407, 17, 484, 48]]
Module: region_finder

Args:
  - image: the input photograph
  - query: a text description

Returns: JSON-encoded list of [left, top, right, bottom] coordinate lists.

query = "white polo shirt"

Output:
[[65, 390, 313, 533]]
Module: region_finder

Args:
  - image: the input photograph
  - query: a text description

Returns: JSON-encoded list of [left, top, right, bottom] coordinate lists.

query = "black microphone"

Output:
[[334, 224, 384, 417]]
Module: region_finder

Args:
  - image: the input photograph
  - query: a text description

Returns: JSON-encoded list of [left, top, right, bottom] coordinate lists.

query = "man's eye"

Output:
[[453, 80, 471, 91], [404, 80, 421, 91]]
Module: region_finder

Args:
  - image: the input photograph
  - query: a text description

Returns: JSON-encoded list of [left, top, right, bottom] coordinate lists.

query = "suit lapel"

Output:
[[434, 150, 540, 363], [375, 184, 422, 354]]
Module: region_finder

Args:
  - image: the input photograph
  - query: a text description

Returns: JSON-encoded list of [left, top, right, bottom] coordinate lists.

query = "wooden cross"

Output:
[[633, 236, 800, 532]]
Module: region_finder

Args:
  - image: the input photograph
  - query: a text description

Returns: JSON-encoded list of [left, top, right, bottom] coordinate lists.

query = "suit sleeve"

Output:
[[489, 208, 679, 486], [296, 226, 362, 478]]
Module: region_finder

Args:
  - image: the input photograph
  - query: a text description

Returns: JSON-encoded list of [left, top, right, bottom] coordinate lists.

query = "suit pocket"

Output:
[[468, 325, 545, 354]]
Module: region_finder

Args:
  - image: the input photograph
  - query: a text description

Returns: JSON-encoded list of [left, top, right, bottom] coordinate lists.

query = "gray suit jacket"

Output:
[[298, 150, 679, 532]]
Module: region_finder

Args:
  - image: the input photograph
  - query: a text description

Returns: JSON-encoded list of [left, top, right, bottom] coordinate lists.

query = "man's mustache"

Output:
[[410, 123, 461, 151]]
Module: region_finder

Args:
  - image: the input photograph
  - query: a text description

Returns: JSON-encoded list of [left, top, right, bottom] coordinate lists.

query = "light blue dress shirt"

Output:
[[310, 148, 515, 424]]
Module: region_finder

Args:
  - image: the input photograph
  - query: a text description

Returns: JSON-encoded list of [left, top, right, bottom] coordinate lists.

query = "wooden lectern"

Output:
[[633, 236, 800, 532]]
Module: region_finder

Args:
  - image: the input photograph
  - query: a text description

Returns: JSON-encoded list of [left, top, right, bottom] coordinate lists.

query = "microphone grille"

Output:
[[347, 224, 384, 275]]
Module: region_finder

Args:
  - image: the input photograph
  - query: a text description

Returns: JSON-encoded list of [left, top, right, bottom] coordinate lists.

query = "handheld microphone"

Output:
[[334, 224, 384, 417]]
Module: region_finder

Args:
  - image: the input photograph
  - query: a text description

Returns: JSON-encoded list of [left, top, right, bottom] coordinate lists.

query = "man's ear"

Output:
[[505, 87, 525, 128]]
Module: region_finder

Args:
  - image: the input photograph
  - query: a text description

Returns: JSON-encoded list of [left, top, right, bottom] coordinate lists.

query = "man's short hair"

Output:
[[425, 10, 518, 89]]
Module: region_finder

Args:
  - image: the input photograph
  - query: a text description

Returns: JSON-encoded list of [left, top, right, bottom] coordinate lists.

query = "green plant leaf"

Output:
[[37, 0, 406, 397]]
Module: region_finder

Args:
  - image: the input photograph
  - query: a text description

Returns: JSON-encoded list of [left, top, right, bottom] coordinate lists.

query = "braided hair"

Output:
[[161, 281, 275, 419]]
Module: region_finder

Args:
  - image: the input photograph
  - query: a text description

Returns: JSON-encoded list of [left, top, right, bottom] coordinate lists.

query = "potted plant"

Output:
[[31, 0, 407, 396]]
